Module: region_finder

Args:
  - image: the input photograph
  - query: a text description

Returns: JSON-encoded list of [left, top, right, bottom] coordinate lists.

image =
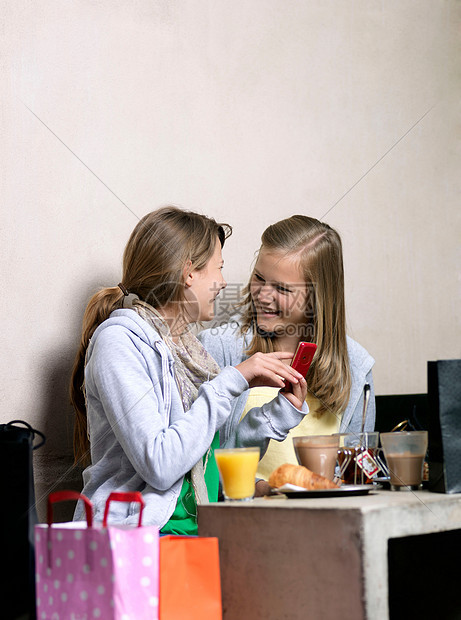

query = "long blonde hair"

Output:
[[70, 206, 231, 466], [241, 215, 351, 416]]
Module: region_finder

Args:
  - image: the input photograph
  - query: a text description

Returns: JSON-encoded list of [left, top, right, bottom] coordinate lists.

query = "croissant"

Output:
[[268, 463, 339, 490]]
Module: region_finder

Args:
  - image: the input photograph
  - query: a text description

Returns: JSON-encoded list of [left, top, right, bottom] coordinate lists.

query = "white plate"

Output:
[[274, 483, 375, 498]]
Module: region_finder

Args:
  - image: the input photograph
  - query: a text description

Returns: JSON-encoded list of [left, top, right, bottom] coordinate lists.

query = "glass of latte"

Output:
[[380, 431, 428, 490]]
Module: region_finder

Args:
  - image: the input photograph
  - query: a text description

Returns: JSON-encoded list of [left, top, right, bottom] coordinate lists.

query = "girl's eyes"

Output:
[[253, 273, 292, 294]]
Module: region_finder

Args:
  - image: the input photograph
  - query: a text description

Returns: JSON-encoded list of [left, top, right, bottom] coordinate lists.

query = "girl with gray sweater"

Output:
[[70, 207, 307, 533], [199, 215, 375, 495]]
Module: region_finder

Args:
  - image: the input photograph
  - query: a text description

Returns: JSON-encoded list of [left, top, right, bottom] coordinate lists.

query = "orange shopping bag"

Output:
[[159, 536, 222, 619]]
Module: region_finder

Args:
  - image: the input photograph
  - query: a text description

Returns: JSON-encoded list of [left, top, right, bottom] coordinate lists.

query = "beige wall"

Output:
[[1, 1, 460, 519]]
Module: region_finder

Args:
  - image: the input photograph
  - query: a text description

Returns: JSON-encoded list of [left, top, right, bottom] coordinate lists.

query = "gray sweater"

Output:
[[198, 320, 376, 446], [74, 309, 308, 526]]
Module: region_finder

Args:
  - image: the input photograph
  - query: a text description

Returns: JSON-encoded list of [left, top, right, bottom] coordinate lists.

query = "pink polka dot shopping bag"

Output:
[[35, 490, 159, 620]]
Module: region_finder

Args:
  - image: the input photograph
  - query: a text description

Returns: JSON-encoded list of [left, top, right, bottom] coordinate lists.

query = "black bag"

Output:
[[0, 420, 45, 620], [427, 360, 461, 493], [375, 393, 429, 433]]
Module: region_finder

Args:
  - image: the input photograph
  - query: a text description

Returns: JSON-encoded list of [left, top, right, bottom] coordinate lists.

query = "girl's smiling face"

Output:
[[250, 247, 309, 338]]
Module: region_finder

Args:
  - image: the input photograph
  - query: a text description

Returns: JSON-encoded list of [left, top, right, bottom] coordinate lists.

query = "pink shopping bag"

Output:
[[35, 490, 159, 620]]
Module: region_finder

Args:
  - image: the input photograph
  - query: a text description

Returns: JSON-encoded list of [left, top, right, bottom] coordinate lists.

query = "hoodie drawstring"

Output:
[[155, 340, 172, 425]]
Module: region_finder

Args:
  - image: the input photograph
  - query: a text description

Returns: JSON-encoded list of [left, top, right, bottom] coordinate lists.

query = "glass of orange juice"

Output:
[[214, 447, 260, 501]]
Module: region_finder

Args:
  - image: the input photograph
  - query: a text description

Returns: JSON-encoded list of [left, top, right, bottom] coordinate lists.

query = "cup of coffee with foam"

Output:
[[293, 435, 340, 481], [380, 431, 428, 491]]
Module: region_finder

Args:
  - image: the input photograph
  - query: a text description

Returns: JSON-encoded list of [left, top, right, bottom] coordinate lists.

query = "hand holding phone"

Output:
[[282, 342, 317, 392]]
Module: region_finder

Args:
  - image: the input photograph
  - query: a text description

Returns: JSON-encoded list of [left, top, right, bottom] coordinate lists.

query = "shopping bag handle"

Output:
[[47, 490, 93, 528], [5, 419, 46, 449], [103, 491, 145, 527]]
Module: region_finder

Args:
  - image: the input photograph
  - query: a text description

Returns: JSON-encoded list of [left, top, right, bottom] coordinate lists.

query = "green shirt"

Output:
[[160, 432, 220, 536]]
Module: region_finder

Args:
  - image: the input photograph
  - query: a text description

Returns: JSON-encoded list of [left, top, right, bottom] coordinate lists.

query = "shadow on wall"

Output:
[[33, 280, 114, 523], [33, 346, 84, 523]]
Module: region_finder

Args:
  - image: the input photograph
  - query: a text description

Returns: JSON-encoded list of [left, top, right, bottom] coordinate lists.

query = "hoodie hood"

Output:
[[87, 308, 164, 362]]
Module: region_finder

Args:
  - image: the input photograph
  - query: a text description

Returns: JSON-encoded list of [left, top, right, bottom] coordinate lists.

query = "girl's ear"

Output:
[[183, 260, 194, 288]]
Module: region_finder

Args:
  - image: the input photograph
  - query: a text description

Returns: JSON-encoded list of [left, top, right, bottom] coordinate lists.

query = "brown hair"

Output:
[[70, 206, 231, 466], [240, 215, 351, 416]]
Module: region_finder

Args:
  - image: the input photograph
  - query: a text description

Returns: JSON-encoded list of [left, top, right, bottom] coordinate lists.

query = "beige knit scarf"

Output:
[[133, 299, 220, 504]]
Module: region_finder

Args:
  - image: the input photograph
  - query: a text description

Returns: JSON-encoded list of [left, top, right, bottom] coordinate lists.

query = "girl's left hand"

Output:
[[280, 376, 307, 410]]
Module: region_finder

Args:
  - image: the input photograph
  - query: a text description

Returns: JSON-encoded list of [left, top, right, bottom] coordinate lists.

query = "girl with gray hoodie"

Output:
[[198, 215, 376, 496], [70, 206, 307, 533]]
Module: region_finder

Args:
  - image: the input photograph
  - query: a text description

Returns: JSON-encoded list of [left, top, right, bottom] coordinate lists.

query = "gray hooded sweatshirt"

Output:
[[74, 309, 308, 526]]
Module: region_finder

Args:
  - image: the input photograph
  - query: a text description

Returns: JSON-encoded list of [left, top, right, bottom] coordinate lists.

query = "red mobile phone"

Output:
[[283, 342, 317, 391]]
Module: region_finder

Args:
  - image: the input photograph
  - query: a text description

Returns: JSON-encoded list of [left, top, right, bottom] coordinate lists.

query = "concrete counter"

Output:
[[198, 489, 461, 619]]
